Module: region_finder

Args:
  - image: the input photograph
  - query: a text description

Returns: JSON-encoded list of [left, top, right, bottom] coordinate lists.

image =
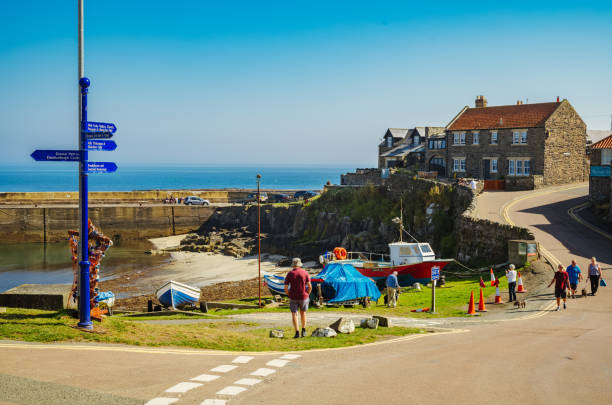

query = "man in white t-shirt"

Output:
[[506, 264, 517, 302]]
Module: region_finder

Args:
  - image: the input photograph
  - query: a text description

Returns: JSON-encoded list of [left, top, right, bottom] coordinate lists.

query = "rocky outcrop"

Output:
[[180, 227, 257, 257]]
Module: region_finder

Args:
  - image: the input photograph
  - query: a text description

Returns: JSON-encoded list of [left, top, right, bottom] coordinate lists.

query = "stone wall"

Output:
[[340, 169, 383, 186], [543, 100, 588, 184], [0, 205, 213, 244], [589, 176, 611, 202], [505, 176, 535, 191]]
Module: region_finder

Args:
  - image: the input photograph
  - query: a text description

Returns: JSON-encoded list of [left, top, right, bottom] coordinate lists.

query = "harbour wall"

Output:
[[0, 205, 214, 244]]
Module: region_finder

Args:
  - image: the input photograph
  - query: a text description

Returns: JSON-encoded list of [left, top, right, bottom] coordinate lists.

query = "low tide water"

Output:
[[0, 241, 170, 293]]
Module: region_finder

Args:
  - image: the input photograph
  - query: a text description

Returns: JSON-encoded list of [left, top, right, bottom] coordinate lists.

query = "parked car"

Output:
[[268, 193, 291, 203], [183, 196, 210, 205], [243, 192, 268, 203], [294, 190, 319, 200]]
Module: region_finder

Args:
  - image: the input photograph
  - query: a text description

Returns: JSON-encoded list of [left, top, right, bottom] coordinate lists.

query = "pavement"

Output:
[[1, 183, 611, 404]]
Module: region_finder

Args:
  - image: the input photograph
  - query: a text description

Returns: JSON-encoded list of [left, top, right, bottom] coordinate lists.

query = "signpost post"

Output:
[[430, 266, 440, 314], [257, 174, 262, 308]]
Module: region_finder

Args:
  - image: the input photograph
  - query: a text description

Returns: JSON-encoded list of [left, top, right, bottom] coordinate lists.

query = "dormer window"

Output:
[[386, 137, 393, 147]]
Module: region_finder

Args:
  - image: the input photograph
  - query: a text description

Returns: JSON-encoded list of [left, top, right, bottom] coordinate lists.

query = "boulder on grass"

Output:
[[269, 329, 284, 338], [366, 318, 379, 329], [373, 315, 392, 327], [329, 317, 355, 334], [311, 327, 337, 338]]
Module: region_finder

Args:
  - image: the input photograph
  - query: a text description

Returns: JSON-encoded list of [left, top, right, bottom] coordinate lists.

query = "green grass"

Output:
[[0, 308, 421, 351]]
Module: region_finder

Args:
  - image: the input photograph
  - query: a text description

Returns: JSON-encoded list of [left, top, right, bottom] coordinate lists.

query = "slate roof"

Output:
[[381, 144, 425, 158], [591, 133, 612, 149], [447, 102, 561, 131], [387, 128, 411, 138]]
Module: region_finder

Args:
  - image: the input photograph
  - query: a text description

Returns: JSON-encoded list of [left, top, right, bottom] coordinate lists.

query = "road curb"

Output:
[[567, 202, 612, 241]]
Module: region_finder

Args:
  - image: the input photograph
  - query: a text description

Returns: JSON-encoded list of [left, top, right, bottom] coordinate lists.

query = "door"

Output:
[[483, 159, 491, 180]]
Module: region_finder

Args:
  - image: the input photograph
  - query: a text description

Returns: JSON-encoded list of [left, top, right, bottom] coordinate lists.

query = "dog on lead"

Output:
[[513, 299, 526, 309], [581, 288, 588, 298]]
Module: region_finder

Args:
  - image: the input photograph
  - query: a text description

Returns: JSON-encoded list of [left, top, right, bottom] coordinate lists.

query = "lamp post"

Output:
[[257, 174, 261, 307]]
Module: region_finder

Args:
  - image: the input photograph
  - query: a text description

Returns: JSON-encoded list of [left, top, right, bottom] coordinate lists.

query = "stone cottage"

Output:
[[588, 133, 612, 202], [445, 96, 587, 188], [378, 127, 445, 169]]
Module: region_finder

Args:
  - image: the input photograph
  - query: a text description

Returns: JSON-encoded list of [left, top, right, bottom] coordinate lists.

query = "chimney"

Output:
[[516, 100, 523, 105], [475, 95, 487, 108], [556, 96, 560, 102]]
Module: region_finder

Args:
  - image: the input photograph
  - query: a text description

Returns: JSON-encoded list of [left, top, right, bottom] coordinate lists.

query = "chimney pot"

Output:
[[556, 96, 560, 102], [475, 95, 488, 108]]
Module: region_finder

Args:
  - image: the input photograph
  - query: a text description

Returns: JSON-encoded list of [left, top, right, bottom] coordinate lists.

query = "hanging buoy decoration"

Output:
[[333, 247, 347, 260]]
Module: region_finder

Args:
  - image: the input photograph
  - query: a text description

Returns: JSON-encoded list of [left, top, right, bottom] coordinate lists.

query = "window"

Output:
[[473, 132, 479, 145], [453, 132, 466, 145], [491, 159, 498, 173], [491, 131, 498, 144], [513, 130, 527, 144], [521, 131, 527, 144], [508, 159, 531, 176], [602, 149, 612, 165], [386, 137, 392, 147], [453, 158, 466, 172]]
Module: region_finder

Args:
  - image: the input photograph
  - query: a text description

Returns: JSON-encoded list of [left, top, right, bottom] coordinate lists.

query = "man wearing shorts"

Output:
[[566, 260, 582, 298], [548, 264, 570, 311], [284, 258, 312, 338]]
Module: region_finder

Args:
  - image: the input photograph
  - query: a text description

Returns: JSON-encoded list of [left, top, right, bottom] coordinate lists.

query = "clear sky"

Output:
[[1, 1, 611, 167]]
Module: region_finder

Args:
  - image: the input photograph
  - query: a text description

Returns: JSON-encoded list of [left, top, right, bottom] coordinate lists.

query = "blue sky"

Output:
[[1, 1, 611, 166]]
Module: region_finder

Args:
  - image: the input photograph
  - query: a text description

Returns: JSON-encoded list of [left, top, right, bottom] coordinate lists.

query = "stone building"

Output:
[[378, 127, 445, 169], [445, 96, 587, 187], [588, 133, 612, 202]]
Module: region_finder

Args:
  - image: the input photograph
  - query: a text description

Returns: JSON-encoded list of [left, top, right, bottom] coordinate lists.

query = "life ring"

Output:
[[333, 247, 347, 260]]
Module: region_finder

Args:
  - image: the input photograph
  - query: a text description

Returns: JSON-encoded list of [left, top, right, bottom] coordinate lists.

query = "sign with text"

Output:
[[85, 121, 117, 133], [431, 266, 440, 281], [590, 165, 611, 177], [86, 140, 117, 151], [84, 130, 114, 139], [87, 162, 117, 173], [30, 149, 81, 162]]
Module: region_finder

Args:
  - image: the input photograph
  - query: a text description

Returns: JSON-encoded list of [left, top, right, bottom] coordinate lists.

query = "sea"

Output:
[[0, 163, 353, 192], [0, 163, 354, 292]]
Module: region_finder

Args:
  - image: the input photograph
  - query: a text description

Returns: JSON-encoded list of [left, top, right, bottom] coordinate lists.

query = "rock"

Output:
[[311, 327, 337, 338], [269, 329, 284, 338], [373, 315, 392, 327], [329, 317, 355, 334], [413, 282, 422, 291], [366, 318, 379, 329], [274, 295, 283, 303], [360, 318, 369, 328]]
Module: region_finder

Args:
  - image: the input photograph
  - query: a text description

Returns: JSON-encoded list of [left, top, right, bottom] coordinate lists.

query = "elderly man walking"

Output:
[[548, 264, 570, 311], [386, 271, 399, 308], [284, 258, 312, 338]]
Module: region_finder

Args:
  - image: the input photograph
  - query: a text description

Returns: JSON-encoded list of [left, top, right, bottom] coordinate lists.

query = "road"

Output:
[[1, 184, 611, 404]]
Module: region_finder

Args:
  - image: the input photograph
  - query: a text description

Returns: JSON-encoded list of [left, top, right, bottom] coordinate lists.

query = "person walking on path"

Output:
[[506, 264, 517, 302], [588, 257, 602, 296], [566, 260, 583, 298], [548, 264, 570, 311], [386, 271, 399, 308], [284, 258, 312, 338]]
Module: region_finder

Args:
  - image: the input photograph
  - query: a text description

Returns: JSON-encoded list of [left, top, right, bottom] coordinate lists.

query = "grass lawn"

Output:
[[216, 273, 510, 318], [0, 308, 421, 351]]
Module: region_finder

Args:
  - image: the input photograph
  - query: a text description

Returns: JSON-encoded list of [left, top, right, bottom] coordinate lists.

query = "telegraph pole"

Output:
[[257, 174, 262, 307]]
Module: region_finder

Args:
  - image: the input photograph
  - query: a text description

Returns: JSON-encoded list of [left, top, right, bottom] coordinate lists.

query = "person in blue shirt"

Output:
[[566, 259, 582, 299], [385, 271, 399, 308]]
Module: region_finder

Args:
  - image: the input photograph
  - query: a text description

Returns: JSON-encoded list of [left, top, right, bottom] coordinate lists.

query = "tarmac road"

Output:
[[1, 185, 611, 404]]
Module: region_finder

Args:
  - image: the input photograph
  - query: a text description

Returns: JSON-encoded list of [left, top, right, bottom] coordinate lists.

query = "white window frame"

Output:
[[512, 130, 528, 145], [602, 149, 612, 165], [491, 158, 498, 173], [521, 131, 527, 144], [453, 157, 466, 172], [473, 132, 479, 145], [508, 158, 531, 176], [508, 160, 515, 175], [491, 131, 498, 145], [516, 160, 523, 176], [453, 132, 466, 145]]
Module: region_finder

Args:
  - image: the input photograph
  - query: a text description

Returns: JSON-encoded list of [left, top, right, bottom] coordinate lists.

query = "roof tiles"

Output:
[[591, 134, 612, 149], [448, 102, 561, 131]]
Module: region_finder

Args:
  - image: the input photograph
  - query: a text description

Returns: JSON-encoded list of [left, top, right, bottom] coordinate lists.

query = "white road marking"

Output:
[[145, 398, 179, 405], [232, 355, 254, 363], [191, 374, 220, 382], [201, 400, 226, 405], [165, 382, 203, 393], [234, 378, 262, 386], [216, 386, 247, 396], [266, 359, 289, 367], [279, 354, 301, 360], [210, 364, 238, 373], [251, 367, 276, 377]]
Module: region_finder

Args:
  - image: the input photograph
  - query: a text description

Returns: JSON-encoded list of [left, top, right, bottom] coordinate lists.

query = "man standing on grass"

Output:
[[566, 259, 582, 298], [284, 258, 312, 338], [386, 271, 399, 308], [548, 264, 570, 311]]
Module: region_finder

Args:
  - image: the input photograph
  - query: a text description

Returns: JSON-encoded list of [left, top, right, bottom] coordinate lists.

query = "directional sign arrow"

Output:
[[86, 140, 117, 151], [87, 162, 117, 173], [85, 121, 117, 134], [83, 131, 114, 139], [30, 150, 81, 162]]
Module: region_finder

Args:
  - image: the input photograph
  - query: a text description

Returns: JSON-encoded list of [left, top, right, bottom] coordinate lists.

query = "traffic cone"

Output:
[[467, 291, 476, 315], [479, 276, 485, 288], [494, 285, 503, 304], [478, 288, 488, 312], [517, 271, 526, 293], [490, 268, 496, 286]]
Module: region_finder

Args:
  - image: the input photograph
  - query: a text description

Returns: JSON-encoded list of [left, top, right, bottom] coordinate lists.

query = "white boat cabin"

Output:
[[389, 242, 435, 266]]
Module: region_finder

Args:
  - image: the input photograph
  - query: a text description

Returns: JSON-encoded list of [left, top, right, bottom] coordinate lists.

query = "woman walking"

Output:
[[588, 257, 602, 296]]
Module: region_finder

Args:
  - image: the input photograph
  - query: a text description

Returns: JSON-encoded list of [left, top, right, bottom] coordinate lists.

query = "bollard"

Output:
[[147, 300, 153, 312], [200, 301, 208, 313]]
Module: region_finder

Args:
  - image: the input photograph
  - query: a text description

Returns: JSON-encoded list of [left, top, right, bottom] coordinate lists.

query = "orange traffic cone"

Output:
[[467, 291, 477, 315], [494, 285, 503, 304], [490, 268, 496, 286], [479, 276, 485, 288], [517, 271, 526, 293], [478, 288, 488, 312]]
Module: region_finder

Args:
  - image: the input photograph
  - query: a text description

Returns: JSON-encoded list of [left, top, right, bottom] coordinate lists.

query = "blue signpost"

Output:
[[30, 77, 117, 331], [431, 266, 440, 314]]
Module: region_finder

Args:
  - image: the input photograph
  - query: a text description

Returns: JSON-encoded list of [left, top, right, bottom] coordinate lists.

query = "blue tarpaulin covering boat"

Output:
[[312, 263, 381, 303]]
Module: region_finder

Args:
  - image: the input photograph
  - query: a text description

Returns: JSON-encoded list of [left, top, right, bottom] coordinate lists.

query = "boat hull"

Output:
[[156, 280, 201, 308], [340, 260, 451, 287], [263, 274, 287, 296]]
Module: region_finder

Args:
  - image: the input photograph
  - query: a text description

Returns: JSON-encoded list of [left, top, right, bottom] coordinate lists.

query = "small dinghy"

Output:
[[156, 280, 201, 308], [263, 274, 287, 296]]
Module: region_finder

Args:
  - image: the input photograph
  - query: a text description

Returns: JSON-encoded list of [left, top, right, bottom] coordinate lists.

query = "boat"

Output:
[[311, 262, 381, 304], [156, 280, 201, 308], [263, 274, 287, 296], [320, 242, 452, 287]]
